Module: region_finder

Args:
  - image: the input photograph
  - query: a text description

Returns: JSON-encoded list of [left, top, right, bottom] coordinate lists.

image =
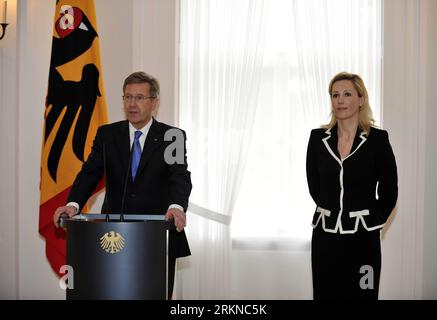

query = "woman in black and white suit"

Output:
[[306, 72, 398, 300]]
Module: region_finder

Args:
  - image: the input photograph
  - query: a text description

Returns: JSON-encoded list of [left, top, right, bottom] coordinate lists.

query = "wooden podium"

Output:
[[61, 214, 171, 300]]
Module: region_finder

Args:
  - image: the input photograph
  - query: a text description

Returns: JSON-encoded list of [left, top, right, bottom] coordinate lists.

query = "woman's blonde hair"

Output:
[[322, 72, 375, 134]]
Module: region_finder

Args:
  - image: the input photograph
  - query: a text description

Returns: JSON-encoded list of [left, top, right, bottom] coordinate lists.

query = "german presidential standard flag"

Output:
[[39, 0, 108, 276]]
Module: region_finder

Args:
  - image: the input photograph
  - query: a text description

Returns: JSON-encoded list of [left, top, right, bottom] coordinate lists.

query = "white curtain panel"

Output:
[[178, 0, 268, 299], [232, 0, 381, 240], [178, 0, 381, 299], [292, 0, 382, 126]]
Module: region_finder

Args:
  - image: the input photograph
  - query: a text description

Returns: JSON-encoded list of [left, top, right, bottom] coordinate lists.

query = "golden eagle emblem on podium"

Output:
[[100, 231, 125, 254]]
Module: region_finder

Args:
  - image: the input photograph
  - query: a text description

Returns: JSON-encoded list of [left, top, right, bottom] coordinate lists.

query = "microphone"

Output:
[[102, 143, 110, 222], [120, 137, 134, 222]]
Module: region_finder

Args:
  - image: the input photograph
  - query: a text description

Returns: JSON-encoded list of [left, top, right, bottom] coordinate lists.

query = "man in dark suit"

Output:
[[53, 71, 192, 299]]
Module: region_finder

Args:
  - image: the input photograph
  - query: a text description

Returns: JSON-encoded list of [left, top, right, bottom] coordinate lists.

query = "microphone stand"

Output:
[[103, 143, 110, 222], [120, 139, 134, 222]]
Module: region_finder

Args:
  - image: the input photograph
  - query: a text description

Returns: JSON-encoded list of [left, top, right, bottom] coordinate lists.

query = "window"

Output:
[[179, 0, 382, 241]]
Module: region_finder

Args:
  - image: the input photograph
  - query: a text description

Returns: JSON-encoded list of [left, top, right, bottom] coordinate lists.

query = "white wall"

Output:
[[1, 0, 436, 299], [132, 0, 178, 125], [230, 245, 312, 299], [96, 0, 133, 123], [16, 0, 60, 299], [380, 0, 437, 299], [422, 0, 437, 300], [379, 0, 425, 299], [0, 0, 18, 300]]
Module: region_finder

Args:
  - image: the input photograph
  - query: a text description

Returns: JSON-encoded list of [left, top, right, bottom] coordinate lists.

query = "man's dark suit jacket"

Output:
[[306, 125, 398, 234], [68, 118, 192, 258]]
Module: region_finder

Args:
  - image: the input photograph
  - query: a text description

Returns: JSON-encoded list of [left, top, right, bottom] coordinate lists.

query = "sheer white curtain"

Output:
[[177, 0, 381, 299], [232, 0, 382, 240], [177, 0, 268, 299], [293, 0, 382, 126]]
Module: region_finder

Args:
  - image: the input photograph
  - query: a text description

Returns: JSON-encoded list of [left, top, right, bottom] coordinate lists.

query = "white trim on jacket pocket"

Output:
[[349, 209, 385, 231], [349, 209, 370, 218], [313, 208, 385, 234], [353, 209, 385, 231], [311, 206, 337, 233]]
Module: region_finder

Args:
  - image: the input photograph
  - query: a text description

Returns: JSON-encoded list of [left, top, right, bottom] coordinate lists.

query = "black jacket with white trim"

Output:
[[306, 125, 398, 234]]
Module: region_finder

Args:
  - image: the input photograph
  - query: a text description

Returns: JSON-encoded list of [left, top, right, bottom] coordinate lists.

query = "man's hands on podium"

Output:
[[53, 206, 78, 228], [54, 205, 186, 231], [165, 207, 186, 232]]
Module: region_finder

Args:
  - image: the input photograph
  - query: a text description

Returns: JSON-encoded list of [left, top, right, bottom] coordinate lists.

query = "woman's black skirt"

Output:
[[311, 225, 382, 300]]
